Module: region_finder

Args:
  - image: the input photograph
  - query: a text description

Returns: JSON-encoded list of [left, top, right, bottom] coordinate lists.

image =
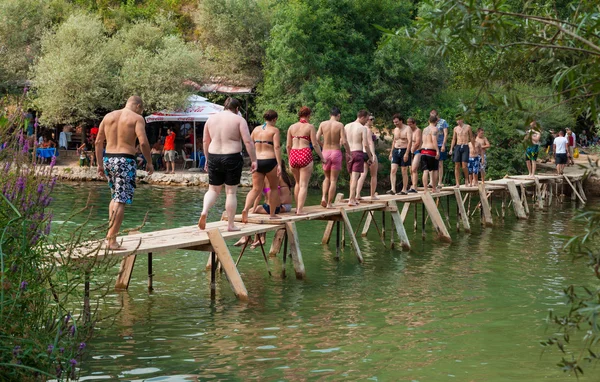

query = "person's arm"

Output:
[[434, 129, 440, 159], [450, 128, 457, 153], [135, 116, 153, 174], [239, 119, 257, 172], [363, 127, 373, 161], [483, 137, 491, 149], [203, 121, 211, 171], [310, 125, 325, 163], [441, 125, 448, 151], [469, 127, 475, 145], [316, 124, 323, 146], [553, 142, 557, 161], [95, 119, 106, 178], [286, 126, 292, 155], [341, 125, 351, 160], [273, 129, 283, 177], [389, 130, 396, 159], [403, 128, 412, 161], [367, 131, 376, 162]]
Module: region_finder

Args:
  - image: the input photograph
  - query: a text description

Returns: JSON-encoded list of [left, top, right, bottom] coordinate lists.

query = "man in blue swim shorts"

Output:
[[450, 117, 475, 187], [96, 96, 154, 250]]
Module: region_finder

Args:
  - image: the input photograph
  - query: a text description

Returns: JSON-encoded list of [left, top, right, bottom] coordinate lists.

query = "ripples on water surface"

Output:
[[50, 183, 596, 381]]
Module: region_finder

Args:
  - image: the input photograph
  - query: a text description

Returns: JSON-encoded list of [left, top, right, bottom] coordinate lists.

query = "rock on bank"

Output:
[[51, 165, 253, 187]]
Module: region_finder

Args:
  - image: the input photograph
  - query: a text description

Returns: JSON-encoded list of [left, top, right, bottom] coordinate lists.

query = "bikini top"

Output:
[[293, 135, 310, 141], [254, 140, 274, 145]]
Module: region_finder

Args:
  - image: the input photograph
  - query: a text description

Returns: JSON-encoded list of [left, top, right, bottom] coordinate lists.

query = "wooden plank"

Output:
[[322, 193, 344, 244], [115, 230, 141, 290], [563, 175, 586, 205], [340, 209, 364, 263], [454, 188, 471, 233], [285, 222, 306, 279], [506, 181, 527, 220], [388, 201, 410, 250], [520, 184, 530, 215], [420, 193, 452, 242], [361, 211, 373, 237], [478, 183, 493, 226], [576, 180, 587, 201], [268, 228, 286, 257], [206, 229, 248, 300]]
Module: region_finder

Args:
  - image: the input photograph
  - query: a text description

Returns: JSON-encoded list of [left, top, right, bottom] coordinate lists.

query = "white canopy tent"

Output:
[[145, 95, 224, 162]]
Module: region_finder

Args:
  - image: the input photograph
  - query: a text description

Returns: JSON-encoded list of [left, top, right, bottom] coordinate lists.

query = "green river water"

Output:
[[50, 182, 596, 381]]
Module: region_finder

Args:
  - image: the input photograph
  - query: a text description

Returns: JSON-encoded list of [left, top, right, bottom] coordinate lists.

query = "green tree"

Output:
[[31, 12, 115, 124]]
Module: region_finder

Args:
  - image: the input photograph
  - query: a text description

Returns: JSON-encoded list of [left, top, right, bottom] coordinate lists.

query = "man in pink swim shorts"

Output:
[[316, 107, 351, 208]]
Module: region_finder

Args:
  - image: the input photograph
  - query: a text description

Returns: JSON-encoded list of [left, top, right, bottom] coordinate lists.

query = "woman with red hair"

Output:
[[286, 106, 326, 215]]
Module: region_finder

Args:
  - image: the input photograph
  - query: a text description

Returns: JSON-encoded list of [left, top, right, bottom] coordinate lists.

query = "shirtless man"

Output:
[[356, 115, 378, 200], [316, 107, 351, 208], [420, 116, 440, 193], [407, 117, 422, 193], [475, 128, 491, 182], [467, 139, 482, 187], [524, 121, 541, 177], [345, 110, 373, 206], [95, 96, 154, 250], [450, 118, 475, 187], [388, 114, 412, 194], [198, 97, 257, 231]]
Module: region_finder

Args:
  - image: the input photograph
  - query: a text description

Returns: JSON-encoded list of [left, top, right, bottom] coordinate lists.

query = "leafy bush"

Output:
[[0, 94, 116, 380]]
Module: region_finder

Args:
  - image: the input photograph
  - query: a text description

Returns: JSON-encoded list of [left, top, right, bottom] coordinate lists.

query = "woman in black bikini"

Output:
[[241, 110, 282, 223]]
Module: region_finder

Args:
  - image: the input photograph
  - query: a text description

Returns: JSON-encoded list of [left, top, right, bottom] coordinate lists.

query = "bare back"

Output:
[[319, 120, 345, 150], [205, 111, 248, 154], [345, 122, 367, 152], [251, 124, 280, 160], [101, 108, 146, 155], [288, 122, 314, 149], [422, 124, 439, 149]]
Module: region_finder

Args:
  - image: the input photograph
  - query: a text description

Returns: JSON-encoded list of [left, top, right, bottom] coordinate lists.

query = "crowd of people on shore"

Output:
[[95, 96, 590, 249]]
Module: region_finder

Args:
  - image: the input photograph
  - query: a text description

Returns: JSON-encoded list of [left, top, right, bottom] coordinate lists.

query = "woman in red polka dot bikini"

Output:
[[286, 106, 327, 215]]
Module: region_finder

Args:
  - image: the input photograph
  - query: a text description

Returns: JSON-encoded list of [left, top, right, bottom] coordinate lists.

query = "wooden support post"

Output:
[[563, 175, 586, 205], [548, 182, 553, 206], [454, 189, 471, 233], [388, 201, 411, 250], [421, 193, 452, 242], [210, 251, 216, 299], [340, 209, 364, 263], [269, 228, 286, 257], [478, 183, 493, 226], [336, 220, 341, 260], [400, 202, 410, 223], [421, 202, 426, 239], [147, 252, 154, 291], [115, 231, 140, 290], [577, 180, 587, 201], [381, 210, 386, 240], [84, 271, 90, 323], [413, 203, 418, 232], [322, 193, 344, 244], [281, 232, 288, 279], [115, 255, 136, 290], [285, 222, 306, 279], [206, 229, 248, 300], [506, 181, 527, 220], [361, 211, 373, 237], [520, 184, 530, 215], [534, 177, 543, 209]]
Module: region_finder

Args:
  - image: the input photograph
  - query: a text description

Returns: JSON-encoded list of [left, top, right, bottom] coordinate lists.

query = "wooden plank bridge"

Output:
[[76, 172, 587, 301]]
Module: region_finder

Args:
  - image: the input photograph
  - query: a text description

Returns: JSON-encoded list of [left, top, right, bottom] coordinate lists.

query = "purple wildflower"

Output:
[[56, 366, 62, 378], [79, 342, 86, 351], [50, 155, 56, 167], [22, 140, 29, 153], [18, 132, 24, 146], [34, 121, 38, 129], [19, 281, 28, 290], [13, 346, 21, 356], [23, 87, 28, 94], [37, 184, 44, 194], [69, 359, 77, 367], [4, 162, 10, 173], [70, 325, 75, 336], [16, 177, 25, 192], [59, 347, 64, 354], [47, 344, 54, 353], [64, 312, 71, 324], [50, 176, 57, 190]]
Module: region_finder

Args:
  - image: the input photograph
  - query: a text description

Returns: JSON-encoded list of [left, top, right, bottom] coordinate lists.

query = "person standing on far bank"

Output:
[[198, 97, 257, 231], [95, 96, 154, 250], [163, 127, 176, 174]]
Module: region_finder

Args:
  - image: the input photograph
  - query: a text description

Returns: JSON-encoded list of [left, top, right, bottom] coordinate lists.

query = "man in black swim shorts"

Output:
[[450, 118, 475, 187], [198, 97, 257, 231], [96, 96, 154, 250]]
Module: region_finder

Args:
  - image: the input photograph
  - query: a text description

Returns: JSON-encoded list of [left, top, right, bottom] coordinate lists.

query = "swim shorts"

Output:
[[103, 153, 137, 205], [468, 156, 481, 174], [481, 153, 487, 172], [452, 144, 470, 163], [392, 148, 411, 166], [207, 152, 243, 186], [438, 146, 448, 161], [347, 150, 365, 173], [526, 145, 539, 161], [555, 153, 567, 165], [420, 149, 439, 171], [322, 149, 342, 171]]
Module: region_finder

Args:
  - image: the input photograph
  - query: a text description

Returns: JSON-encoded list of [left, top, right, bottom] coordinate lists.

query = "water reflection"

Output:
[[48, 183, 596, 381]]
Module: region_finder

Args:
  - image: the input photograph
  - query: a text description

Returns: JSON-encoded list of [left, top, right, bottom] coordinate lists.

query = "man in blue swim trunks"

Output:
[[96, 96, 154, 250], [450, 117, 475, 187]]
